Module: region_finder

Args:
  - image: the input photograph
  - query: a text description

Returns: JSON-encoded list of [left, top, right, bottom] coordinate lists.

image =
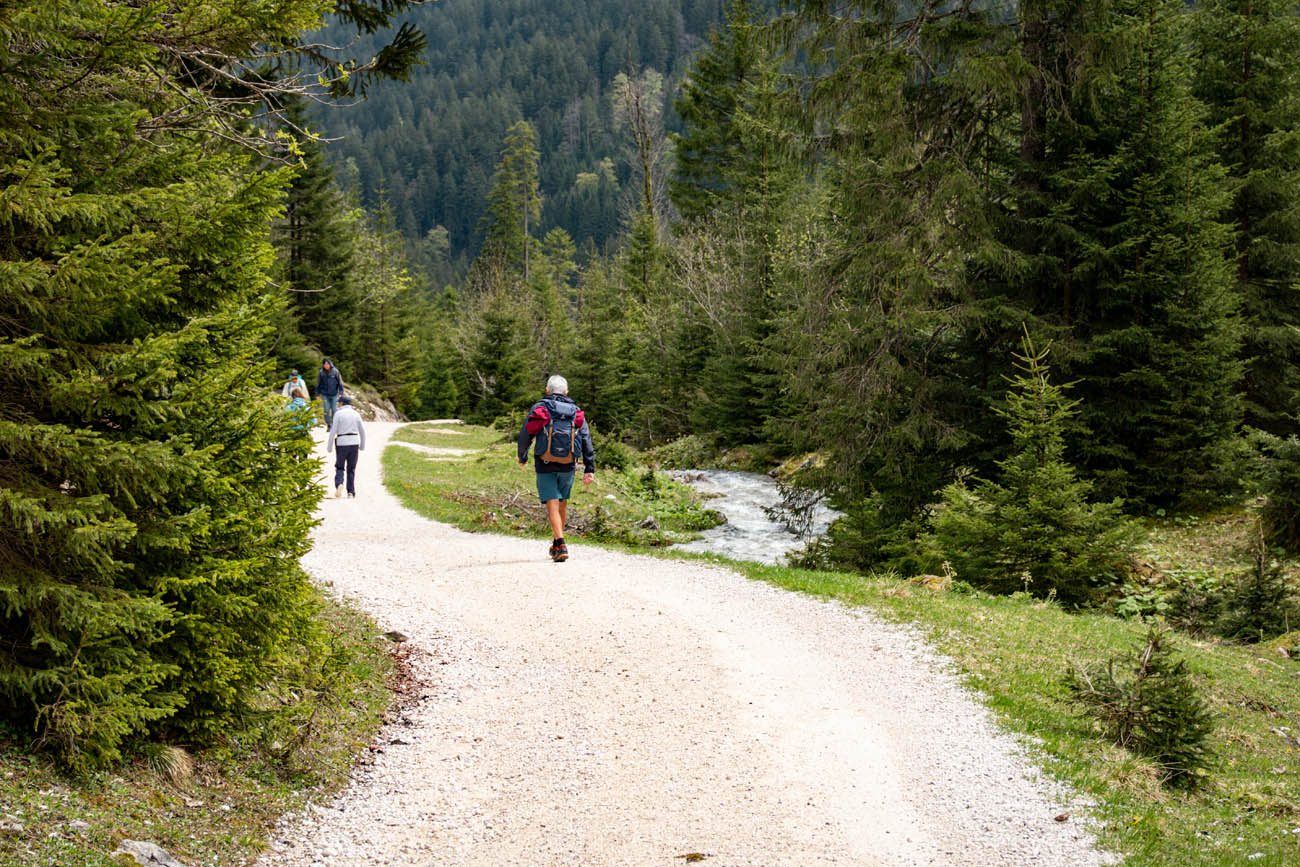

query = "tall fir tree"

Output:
[[671, 0, 801, 446], [670, 0, 771, 222], [1191, 0, 1300, 436], [985, 0, 1242, 507], [767, 0, 999, 565], [274, 100, 363, 370], [352, 192, 424, 412], [0, 0, 324, 764], [478, 120, 543, 281]]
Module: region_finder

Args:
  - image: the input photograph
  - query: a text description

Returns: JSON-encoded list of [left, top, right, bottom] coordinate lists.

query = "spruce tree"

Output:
[[464, 293, 532, 425], [479, 121, 543, 281], [985, 0, 1242, 508], [670, 0, 772, 222], [352, 194, 424, 412], [930, 333, 1139, 604], [767, 0, 1000, 562], [1191, 0, 1300, 437], [671, 0, 800, 446], [0, 0, 323, 764], [274, 100, 363, 369]]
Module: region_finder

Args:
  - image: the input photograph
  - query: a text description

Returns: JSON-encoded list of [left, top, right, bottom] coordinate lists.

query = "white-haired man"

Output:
[[517, 374, 595, 562]]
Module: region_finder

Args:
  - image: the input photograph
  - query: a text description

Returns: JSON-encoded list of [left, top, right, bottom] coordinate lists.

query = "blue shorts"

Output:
[[536, 470, 575, 503]]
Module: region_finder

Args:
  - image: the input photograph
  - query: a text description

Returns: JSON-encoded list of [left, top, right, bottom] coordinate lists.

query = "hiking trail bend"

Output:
[[258, 421, 1113, 867]]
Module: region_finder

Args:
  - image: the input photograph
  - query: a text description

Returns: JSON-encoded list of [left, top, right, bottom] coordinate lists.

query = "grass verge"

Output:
[[0, 597, 400, 867], [385, 421, 723, 546], [384, 421, 1300, 867]]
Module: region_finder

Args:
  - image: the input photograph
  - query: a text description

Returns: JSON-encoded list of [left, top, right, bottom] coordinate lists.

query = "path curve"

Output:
[[257, 422, 1112, 867]]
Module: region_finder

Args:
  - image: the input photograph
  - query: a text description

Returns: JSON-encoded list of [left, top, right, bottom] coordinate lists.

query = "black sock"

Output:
[[554, 537, 564, 545]]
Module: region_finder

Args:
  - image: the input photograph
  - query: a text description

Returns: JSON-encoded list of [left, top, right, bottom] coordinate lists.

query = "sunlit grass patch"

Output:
[[383, 421, 723, 546]]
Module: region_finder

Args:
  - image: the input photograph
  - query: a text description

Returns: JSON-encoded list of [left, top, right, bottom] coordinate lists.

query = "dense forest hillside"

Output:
[[316, 0, 751, 275]]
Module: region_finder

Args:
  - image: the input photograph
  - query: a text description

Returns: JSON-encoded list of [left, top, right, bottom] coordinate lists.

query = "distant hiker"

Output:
[[281, 369, 310, 400], [326, 395, 365, 498], [517, 375, 595, 562], [315, 357, 345, 428]]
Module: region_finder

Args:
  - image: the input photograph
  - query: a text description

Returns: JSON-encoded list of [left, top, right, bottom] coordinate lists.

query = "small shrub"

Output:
[[490, 409, 525, 439], [1066, 626, 1215, 787], [595, 435, 634, 472], [1256, 432, 1300, 552], [646, 434, 718, 469], [1217, 544, 1300, 643], [1166, 568, 1230, 637]]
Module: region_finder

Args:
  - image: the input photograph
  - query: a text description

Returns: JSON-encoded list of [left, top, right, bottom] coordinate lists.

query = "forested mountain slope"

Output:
[[316, 0, 750, 267]]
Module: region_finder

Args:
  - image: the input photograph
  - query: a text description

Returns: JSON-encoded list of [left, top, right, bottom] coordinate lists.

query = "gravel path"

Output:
[[257, 422, 1114, 867]]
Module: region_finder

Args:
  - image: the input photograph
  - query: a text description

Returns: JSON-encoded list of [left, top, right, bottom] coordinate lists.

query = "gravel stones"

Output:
[[258, 423, 1114, 867]]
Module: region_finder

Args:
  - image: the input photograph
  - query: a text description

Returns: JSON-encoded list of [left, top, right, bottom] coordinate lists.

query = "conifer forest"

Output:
[[5, 0, 1300, 766]]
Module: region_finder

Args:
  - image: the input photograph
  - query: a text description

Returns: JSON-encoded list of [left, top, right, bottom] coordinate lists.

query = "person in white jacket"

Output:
[[280, 369, 309, 399], [325, 395, 366, 498]]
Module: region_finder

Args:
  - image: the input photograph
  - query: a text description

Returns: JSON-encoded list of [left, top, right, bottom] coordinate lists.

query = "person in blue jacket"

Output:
[[517, 375, 595, 562], [315, 357, 345, 428], [284, 385, 310, 430]]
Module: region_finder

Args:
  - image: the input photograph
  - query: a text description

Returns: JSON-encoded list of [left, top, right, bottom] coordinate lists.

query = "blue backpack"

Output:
[[537, 400, 578, 463]]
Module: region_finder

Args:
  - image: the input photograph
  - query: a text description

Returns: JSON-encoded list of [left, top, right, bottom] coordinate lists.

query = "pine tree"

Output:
[[464, 292, 532, 425], [1067, 626, 1216, 787], [984, 0, 1242, 508], [529, 228, 579, 375], [1191, 0, 1300, 436], [352, 193, 424, 412], [570, 264, 640, 434], [767, 1, 999, 559], [670, 0, 771, 222], [273, 100, 362, 368], [930, 333, 1139, 604], [479, 120, 543, 281], [0, 0, 324, 764], [671, 0, 801, 446]]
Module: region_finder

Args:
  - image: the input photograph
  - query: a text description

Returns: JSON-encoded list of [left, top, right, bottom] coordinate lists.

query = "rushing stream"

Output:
[[668, 470, 840, 565]]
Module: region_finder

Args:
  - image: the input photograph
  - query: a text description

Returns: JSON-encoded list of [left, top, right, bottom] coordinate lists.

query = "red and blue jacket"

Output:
[[517, 393, 596, 475]]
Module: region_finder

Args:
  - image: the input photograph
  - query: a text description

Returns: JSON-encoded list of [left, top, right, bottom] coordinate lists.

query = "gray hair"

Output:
[[545, 374, 568, 394]]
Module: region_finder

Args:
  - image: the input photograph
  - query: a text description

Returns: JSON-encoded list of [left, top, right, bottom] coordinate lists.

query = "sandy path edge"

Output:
[[256, 422, 1114, 867]]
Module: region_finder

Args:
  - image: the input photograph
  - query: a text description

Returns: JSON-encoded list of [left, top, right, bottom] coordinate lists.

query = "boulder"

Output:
[[112, 840, 189, 867]]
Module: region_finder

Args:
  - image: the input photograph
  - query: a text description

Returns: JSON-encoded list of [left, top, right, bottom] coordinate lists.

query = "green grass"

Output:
[[0, 598, 398, 867], [719, 561, 1300, 866], [383, 422, 1300, 866], [384, 422, 723, 546]]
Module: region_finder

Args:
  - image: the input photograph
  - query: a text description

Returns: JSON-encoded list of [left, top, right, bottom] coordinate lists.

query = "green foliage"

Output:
[[593, 434, 634, 473], [479, 121, 543, 279], [1192, 0, 1300, 437], [1216, 543, 1300, 643], [1256, 432, 1300, 552], [1066, 626, 1216, 788], [350, 192, 426, 413], [0, 0, 324, 766], [984, 0, 1243, 508], [462, 292, 532, 425], [927, 333, 1140, 604], [273, 99, 363, 369]]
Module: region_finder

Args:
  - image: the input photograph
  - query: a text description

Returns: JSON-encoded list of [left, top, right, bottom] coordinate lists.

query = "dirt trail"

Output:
[[257, 422, 1111, 867]]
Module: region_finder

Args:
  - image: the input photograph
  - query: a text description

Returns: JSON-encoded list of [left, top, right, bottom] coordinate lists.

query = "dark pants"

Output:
[[334, 444, 359, 494]]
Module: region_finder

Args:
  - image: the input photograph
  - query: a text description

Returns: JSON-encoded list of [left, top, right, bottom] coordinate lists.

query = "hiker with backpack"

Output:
[[517, 375, 595, 562]]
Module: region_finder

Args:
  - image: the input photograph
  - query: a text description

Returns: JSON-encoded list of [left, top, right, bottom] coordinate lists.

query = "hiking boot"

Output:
[[552, 541, 568, 562], [336, 484, 344, 498]]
